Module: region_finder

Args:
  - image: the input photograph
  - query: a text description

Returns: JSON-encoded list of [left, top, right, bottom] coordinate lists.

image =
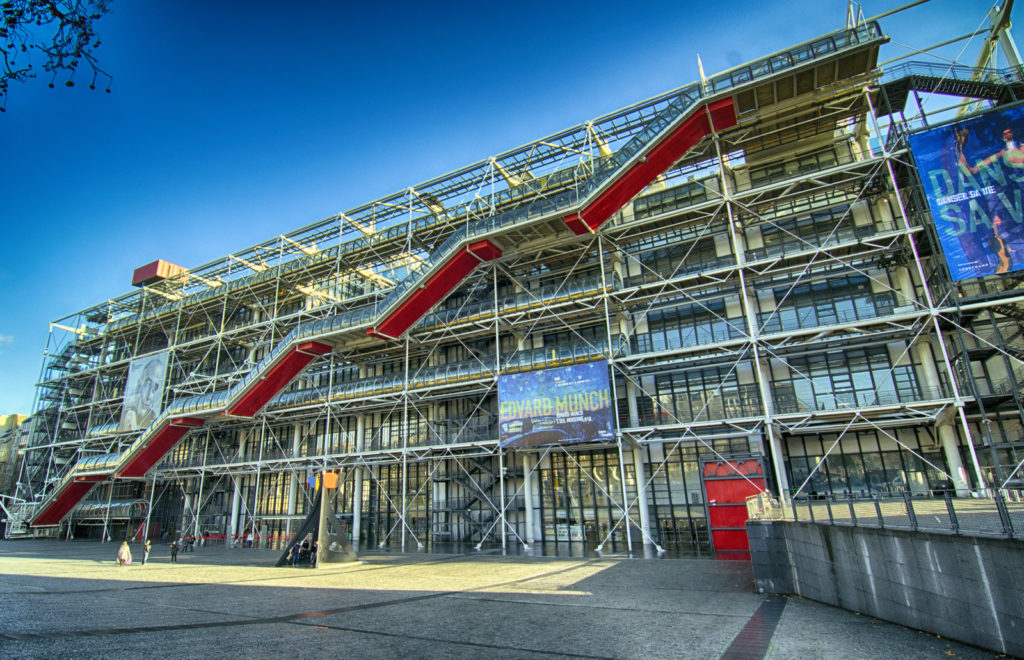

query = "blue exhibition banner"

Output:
[[498, 360, 614, 449], [908, 104, 1024, 281]]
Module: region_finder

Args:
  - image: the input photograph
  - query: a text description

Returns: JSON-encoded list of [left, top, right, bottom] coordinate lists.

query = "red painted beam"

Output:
[[31, 478, 104, 526], [227, 341, 333, 417], [565, 98, 737, 234], [466, 239, 502, 261], [116, 417, 206, 478], [369, 240, 502, 340]]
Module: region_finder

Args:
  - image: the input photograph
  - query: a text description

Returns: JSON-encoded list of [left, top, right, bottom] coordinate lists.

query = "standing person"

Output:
[[246, 531, 253, 549], [170, 539, 179, 563], [117, 541, 132, 567], [142, 539, 152, 565]]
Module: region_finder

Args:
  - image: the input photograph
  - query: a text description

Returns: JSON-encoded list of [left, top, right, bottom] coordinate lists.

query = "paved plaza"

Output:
[[0, 539, 1004, 659]]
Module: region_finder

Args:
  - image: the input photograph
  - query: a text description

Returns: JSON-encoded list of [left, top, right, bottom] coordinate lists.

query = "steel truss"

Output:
[[17, 14, 1024, 555]]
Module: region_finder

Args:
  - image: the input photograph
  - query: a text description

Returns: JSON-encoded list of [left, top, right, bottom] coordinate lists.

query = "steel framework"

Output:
[[13, 12, 1024, 556]]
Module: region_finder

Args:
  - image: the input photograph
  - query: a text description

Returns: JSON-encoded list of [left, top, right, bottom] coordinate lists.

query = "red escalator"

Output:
[[565, 98, 736, 234]]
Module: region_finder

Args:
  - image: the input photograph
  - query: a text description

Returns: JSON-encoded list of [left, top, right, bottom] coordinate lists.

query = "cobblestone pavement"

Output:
[[0, 539, 1004, 659]]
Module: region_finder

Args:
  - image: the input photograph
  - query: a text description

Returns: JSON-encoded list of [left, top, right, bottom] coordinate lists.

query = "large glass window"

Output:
[[773, 347, 920, 413], [537, 449, 636, 554], [759, 274, 894, 334], [646, 366, 761, 424], [625, 235, 727, 287], [753, 202, 855, 256], [633, 297, 744, 353], [785, 429, 946, 497]]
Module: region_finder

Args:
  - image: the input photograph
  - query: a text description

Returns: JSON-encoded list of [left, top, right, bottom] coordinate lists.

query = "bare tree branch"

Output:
[[0, 0, 112, 112]]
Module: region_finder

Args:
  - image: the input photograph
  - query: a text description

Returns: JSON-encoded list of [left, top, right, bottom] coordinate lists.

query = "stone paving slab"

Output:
[[0, 539, 1004, 659]]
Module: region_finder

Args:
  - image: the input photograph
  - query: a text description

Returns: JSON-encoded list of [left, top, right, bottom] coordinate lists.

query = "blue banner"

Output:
[[908, 104, 1024, 281], [498, 360, 614, 449]]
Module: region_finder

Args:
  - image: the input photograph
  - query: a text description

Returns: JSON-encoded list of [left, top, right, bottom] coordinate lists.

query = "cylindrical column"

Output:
[[352, 413, 366, 549], [498, 449, 507, 554], [229, 477, 241, 545], [229, 429, 246, 545], [102, 480, 114, 542], [352, 467, 363, 550], [143, 477, 156, 542], [632, 447, 654, 553], [522, 453, 535, 546], [938, 423, 970, 496], [286, 423, 301, 540], [912, 339, 971, 495]]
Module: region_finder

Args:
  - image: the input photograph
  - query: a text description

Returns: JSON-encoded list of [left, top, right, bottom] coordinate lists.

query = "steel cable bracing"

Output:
[[786, 318, 959, 498], [28, 22, 893, 530]]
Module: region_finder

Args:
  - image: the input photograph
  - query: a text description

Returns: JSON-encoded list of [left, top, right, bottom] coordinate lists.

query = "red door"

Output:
[[701, 457, 766, 561]]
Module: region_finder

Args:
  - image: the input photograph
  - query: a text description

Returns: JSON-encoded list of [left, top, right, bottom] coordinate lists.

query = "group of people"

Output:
[[286, 537, 318, 567], [116, 539, 152, 567], [116, 536, 197, 566], [115, 533, 317, 567]]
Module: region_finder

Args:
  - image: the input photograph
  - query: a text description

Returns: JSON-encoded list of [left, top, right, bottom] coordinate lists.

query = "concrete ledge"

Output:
[[748, 520, 1024, 656]]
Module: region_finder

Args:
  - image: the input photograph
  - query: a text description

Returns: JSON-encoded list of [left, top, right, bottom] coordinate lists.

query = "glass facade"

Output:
[[21, 20, 1024, 561]]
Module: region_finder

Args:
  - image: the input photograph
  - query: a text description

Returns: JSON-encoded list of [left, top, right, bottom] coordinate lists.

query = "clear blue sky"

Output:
[[0, 0, 1000, 415]]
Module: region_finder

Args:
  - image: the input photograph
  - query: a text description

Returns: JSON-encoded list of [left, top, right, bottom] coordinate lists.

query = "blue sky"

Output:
[[0, 0, 1000, 414]]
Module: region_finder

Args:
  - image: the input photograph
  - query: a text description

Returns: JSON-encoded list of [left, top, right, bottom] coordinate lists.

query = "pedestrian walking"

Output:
[[142, 539, 151, 565], [117, 541, 132, 567], [170, 539, 179, 563]]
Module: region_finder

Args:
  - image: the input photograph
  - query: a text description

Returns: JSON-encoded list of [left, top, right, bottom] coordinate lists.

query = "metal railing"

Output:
[[879, 61, 1020, 86], [749, 490, 1024, 540]]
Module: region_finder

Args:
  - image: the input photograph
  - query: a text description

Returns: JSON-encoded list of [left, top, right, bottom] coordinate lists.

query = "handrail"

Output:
[[879, 60, 1019, 85], [61, 21, 885, 338]]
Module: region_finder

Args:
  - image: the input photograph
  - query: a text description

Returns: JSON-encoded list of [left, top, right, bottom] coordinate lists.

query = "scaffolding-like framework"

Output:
[[13, 10, 1024, 555]]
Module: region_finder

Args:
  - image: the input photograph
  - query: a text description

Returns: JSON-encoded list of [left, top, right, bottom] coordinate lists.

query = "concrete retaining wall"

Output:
[[747, 520, 1024, 656]]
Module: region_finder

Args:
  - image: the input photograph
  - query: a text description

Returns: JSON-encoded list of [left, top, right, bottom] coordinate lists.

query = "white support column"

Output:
[[499, 448, 507, 554], [352, 413, 366, 549], [522, 453, 535, 547], [938, 423, 970, 495], [180, 490, 191, 543], [316, 470, 329, 569], [625, 379, 640, 428], [102, 480, 114, 543], [632, 447, 654, 554], [229, 477, 241, 546], [251, 423, 265, 548], [228, 429, 246, 545], [598, 235, 633, 555], [401, 338, 409, 553], [193, 473, 205, 542], [286, 423, 301, 540], [193, 437, 208, 542], [143, 477, 156, 542]]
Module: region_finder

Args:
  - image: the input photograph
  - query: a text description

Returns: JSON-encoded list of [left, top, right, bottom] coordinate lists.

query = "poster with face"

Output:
[[498, 360, 614, 449], [908, 104, 1024, 281], [118, 351, 169, 432]]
